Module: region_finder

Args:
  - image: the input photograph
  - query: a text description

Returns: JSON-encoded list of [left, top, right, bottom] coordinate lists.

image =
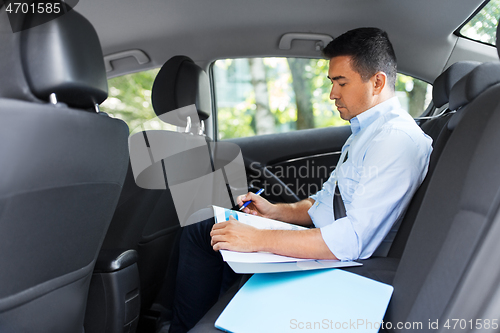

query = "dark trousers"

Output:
[[169, 218, 239, 333]]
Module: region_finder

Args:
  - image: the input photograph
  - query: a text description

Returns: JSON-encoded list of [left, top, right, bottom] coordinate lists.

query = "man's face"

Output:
[[328, 56, 375, 121]]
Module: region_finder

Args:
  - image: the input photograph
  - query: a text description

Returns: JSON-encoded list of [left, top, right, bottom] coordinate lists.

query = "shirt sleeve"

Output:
[[309, 170, 335, 202], [320, 129, 430, 261]]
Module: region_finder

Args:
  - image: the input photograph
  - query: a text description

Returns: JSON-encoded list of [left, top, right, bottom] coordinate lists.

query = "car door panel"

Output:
[[226, 125, 351, 203]]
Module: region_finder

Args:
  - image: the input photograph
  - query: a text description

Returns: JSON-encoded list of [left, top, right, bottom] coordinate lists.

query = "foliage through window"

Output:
[[100, 68, 177, 134], [459, 0, 500, 45], [213, 58, 432, 140]]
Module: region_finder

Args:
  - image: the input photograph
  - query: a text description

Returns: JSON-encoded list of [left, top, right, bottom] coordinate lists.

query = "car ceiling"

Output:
[[75, 0, 496, 82]]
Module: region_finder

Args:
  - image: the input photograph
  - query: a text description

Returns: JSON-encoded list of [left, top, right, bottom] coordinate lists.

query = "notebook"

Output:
[[215, 269, 393, 333]]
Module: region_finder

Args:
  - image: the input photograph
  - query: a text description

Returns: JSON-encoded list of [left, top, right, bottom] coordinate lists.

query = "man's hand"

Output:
[[210, 216, 262, 252], [237, 192, 277, 218], [238, 192, 315, 227], [211, 216, 337, 259]]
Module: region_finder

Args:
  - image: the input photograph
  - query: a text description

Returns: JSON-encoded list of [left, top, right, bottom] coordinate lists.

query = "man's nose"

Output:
[[330, 85, 339, 100]]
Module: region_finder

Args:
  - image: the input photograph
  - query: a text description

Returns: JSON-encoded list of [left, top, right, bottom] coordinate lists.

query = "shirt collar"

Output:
[[350, 97, 401, 135]]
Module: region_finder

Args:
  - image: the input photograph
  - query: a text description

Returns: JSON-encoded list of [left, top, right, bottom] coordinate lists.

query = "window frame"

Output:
[[454, 0, 496, 47]]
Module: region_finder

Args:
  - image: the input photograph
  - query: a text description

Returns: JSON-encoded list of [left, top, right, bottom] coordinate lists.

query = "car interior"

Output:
[[2, 0, 500, 332]]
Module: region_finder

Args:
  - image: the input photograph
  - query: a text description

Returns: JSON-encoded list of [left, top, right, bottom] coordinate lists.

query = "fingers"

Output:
[[213, 241, 230, 251], [211, 228, 231, 250], [211, 219, 237, 249], [245, 191, 261, 202], [236, 194, 247, 206], [212, 221, 229, 231], [242, 207, 257, 215], [210, 218, 235, 237], [210, 226, 225, 247], [237, 191, 265, 207], [211, 234, 226, 247]]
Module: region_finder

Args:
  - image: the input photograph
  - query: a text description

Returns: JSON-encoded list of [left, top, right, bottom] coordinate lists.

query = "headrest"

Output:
[[151, 56, 211, 126], [0, 7, 39, 102], [433, 61, 480, 108], [20, 6, 108, 108], [449, 62, 500, 111]]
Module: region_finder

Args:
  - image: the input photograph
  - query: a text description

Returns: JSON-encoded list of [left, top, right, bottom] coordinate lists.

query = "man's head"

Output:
[[323, 27, 397, 120]]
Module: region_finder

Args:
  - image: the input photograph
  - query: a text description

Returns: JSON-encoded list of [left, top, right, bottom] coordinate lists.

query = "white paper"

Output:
[[213, 205, 315, 264], [220, 250, 312, 263], [213, 205, 307, 231], [212, 205, 361, 272], [225, 260, 362, 274]]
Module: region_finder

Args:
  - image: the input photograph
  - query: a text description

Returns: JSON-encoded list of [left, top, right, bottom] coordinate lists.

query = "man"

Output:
[[169, 27, 432, 333]]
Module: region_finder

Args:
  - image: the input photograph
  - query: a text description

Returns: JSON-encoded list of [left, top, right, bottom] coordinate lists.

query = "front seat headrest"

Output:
[[0, 7, 38, 102], [21, 6, 108, 108], [449, 62, 500, 111], [433, 61, 480, 108], [151, 55, 211, 126]]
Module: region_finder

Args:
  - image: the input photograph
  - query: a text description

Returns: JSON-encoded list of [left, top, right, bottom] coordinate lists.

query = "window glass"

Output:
[[213, 58, 432, 140], [396, 73, 433, 118], [459, 0, 500, 45], [100, 68, 177, 133]]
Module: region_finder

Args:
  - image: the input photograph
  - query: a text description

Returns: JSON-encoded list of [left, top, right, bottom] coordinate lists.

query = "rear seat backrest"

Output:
[[387, 61, 500, 331], [386, 61, 480, 259], [419, 60, 481, 143], [436, 20, 500, 325]]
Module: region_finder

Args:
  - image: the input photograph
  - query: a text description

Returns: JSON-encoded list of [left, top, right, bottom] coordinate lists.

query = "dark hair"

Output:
[[322, 27, 397, 90]]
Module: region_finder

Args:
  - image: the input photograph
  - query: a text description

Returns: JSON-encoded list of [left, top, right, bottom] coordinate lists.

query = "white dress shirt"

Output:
[[308, 97, 433, 261]]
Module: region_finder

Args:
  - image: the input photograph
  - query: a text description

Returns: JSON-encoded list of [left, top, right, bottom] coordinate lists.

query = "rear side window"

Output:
[[101, 68, 177, 133], [213, 57, 431, 140], [459, 0, 500, 45]]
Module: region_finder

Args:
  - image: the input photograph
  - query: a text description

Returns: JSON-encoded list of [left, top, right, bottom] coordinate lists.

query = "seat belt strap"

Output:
[[333, 151, 348, 220]]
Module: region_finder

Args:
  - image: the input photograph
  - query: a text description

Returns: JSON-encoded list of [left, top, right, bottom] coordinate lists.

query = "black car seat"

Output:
[[99, 56, 244, 323], [384, 61, 480, 259], [420, 61, 481, 144], [419, 61, 481, 143], [371, 62, 479, 261], [386, 61, 500, 332], [373, 61, 480, 259], [99, 162, 180, 314], [0, 6, 129, 333]]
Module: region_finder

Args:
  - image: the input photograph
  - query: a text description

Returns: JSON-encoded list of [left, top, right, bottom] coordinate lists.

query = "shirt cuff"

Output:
[[320, 217, 360, 261]]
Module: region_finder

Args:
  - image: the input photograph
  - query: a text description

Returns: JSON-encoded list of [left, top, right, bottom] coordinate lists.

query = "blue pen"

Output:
[[239, 188, 264, 211]]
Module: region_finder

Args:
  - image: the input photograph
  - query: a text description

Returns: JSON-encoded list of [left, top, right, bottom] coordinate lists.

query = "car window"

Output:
[[213, 57, 432, 140], [396, 73, 433, 118], [100, 68, 178, 133], [459, 0, 500, 45]]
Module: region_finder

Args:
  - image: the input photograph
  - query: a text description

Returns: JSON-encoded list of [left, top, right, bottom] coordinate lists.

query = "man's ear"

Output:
[[372, 72, 387, 95]]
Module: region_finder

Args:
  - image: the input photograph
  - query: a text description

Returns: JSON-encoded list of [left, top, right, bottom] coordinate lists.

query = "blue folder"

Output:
[[215, 269, 393, 333]]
